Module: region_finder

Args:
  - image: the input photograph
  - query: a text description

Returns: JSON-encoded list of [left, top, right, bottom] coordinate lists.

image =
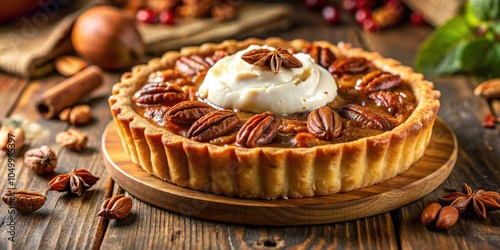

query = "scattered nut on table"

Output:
[[59, 105, 93, 126], [24, 145, 57, 175], [55, 128, 87, 150], [435, 205, 459, 230], [55, 55, 89, 77], [98, 194, 133, 219], [0, 126, 25, 153], [1, 190, 46, 212], [420, 202, 442, 226], [421, 203, 459, 230], [474, 78, 500, 99]]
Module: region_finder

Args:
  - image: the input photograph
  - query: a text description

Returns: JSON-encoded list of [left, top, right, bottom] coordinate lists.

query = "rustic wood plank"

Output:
[[0, 74, 28, 120], [0, 76, 66, 249], [100, 184, 234, 250], [227, 213, 398, 249], [0, 72, 120, 249], [100, 196, 398, 250]]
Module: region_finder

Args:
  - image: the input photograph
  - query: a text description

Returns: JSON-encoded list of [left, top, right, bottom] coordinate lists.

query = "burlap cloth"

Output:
[[0, 1, 292, 78], [0, 1, 91, 78], [402, 0, 466, 27]]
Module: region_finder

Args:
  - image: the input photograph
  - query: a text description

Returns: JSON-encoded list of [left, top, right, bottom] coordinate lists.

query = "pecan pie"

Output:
[[109, 37, 440, 199]]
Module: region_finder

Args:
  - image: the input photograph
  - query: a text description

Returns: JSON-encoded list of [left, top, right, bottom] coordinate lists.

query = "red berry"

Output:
[[362, 18, 379, 32], [355, 0, 375, 10], [159, 9, 175, 25], [355, 8, 372, 24], [305, 0, 328, 10], [322, 5, 342, 25], [343, 0, 357, 13], [385, 0, 402, 8], [410, 12, 426, 26], [136, 8, 156, 23], [483, 113, 497, 128]]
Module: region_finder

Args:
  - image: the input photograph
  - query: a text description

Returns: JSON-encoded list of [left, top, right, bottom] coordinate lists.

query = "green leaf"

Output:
[[468, 0, 500, 21], [465, 1, 482, 26], [414, 17, 474, 76], [476, 43, 500, 79], [490, 20, 500, 37], [460, 39, 496, 73], [431, 42, 467, 75]]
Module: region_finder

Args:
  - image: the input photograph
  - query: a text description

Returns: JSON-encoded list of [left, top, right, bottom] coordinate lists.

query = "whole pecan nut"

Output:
[[1, 190, 46, 212], [56, 128, 87, 151], [328, 57, 373, 75], [236, 112, 280, 147], [24, 145, 57, 175], [436, 206, 459, 230], [49, 169, 99, 196], [355, 70, 402, 92], [307, 106, 343, 140], [98, 194, 133, 219], [421, 202, 442, 226], [175, 55, 211, 76], [186, 110, 240, 142], [54, 55, 88, 77], [369, 91, 404, 115], [474, 78, 500, 99], [59, 105, 93, 126], [303, 45, 336, 68], [339, 104, 394, 130], [134, 82, 186, 106], [166, 101, 216, 125]]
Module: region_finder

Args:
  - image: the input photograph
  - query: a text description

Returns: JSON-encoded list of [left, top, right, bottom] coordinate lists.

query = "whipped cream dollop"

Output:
[[198, 45, 337, 114]]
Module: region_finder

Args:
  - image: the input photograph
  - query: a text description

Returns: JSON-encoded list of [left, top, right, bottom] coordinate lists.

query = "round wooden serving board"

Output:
[[102, 118, 457, 226]]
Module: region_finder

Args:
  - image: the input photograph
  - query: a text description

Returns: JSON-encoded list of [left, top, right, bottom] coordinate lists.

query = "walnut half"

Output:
[[24, 145, 57, 175], [55, 129, 88, 151]]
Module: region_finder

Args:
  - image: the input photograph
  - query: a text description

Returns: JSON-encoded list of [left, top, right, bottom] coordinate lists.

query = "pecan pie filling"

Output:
[[132, 45, 416, 148]]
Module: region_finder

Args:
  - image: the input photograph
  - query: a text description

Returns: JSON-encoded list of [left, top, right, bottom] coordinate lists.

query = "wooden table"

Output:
[[1, 2, 499, 249]]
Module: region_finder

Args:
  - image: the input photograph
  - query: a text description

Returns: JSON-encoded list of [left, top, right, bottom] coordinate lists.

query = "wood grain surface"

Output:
[[1, 0, 500, 249], [101, 119, 457, 226]]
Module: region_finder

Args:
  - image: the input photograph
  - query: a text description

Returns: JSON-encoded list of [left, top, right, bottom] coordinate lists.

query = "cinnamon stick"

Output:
[[36, 65, 103, 119]]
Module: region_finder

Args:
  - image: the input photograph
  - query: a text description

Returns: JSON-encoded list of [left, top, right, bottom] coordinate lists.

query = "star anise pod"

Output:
[[48, 169, 100, 196], [439, 183, 500, 219], [241, 48, 303, 73]]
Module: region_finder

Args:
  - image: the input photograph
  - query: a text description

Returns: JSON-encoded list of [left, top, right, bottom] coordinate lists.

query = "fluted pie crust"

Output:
[[109, 37, 440, 199]]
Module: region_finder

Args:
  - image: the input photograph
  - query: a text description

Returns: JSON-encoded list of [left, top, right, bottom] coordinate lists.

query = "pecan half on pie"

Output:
[[109, 38, 440, 199]]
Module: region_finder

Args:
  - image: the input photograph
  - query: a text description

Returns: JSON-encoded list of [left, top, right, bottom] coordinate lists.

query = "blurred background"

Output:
[[0, 0, 467, 78]]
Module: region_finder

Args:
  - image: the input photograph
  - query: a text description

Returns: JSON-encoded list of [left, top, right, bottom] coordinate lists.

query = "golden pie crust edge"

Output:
[[108, 37, 441, 199]]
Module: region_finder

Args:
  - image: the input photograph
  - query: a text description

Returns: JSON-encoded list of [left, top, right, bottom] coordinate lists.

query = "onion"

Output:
[[71, 6, 145, 70]]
